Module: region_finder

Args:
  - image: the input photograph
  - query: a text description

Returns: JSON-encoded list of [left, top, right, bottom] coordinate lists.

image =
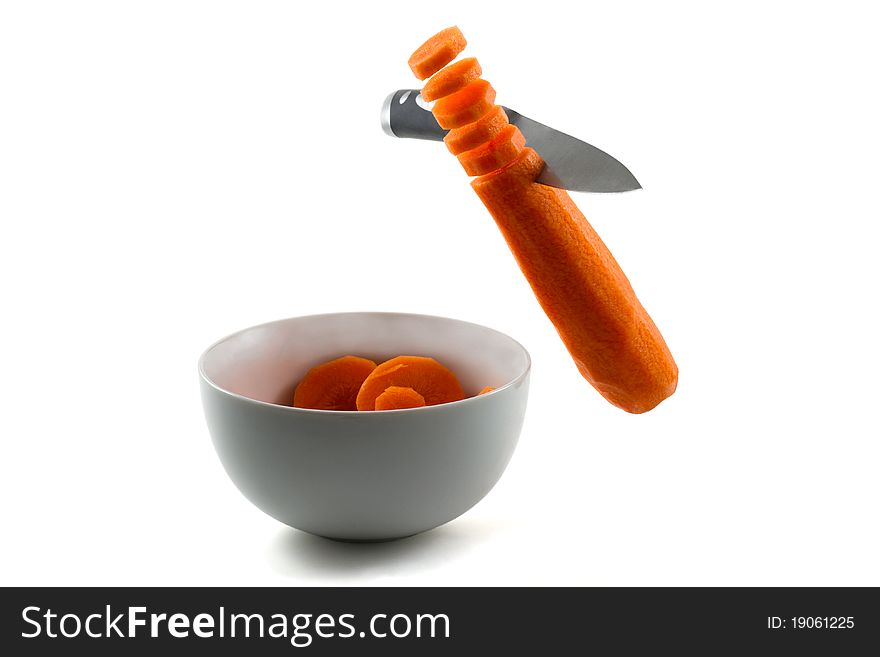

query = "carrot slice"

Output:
[[432, 79, 496, 129], [457, 124, 526, 176], [477, 387, 496, 395], [422, 57, 482, 102], [375, 386, 427, 410], [356, 356, 465, 410], [472, 148, 678, 413], [444, 105, 509, 155], [293, 355, 377, 411], [408, 26, 467, 80]]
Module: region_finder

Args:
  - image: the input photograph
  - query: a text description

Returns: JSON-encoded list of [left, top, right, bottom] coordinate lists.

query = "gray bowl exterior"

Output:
[[200, 370, 529, 541]]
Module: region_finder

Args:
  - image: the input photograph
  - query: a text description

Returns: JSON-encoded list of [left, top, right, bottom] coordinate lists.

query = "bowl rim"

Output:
[[198, 311, 532, 416]]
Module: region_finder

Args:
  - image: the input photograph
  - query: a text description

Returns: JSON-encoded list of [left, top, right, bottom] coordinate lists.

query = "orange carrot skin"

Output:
[[375, 386, 427, 410], [432, 79, 496, 129], [444, 105, 509, 155], [472, 149, 678, 413], [477, 386, 496, 395], [422, 57, 482, 102], [458, 124, 526, 176], [408, 26, 467, 80]]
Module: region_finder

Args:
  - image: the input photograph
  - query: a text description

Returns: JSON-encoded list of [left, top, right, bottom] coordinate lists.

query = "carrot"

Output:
[[375, 386, 427, 410], [293, 355, 377, 411], [408, 26, 467, 80], [477, 386, 496, 395], [471, 148, 678, 413], [432, 79, 496, 129], [457, 124, 526, 176], [410, 27, 677, 412], [444, 105, 509, 155], [356, 356, 465, 410], [422, 57, 482, 102]]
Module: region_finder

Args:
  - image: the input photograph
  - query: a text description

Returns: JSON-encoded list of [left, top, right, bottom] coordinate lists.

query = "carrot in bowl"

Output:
[[293, 355, 377, 411], [356, 356, 465, 411], [375, 386, 427, 410]]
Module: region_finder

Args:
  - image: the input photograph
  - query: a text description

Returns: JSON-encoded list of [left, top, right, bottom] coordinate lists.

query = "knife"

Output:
[[381, 89, 641, 193]]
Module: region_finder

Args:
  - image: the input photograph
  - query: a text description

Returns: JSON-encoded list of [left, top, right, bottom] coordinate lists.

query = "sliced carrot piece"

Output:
[[408, 26, 467, 80], [477, 387, 496, 395], [444, 105, 509, 155], [475, 144, 545, 184], [472, 148, 679, 414], [375, 386, 426, 410], [293, 355, 377, 411], [432, 79, 496, 129], [457, 124, 526, 176], [422, 57, 482, 102], [356, 356, 465, 410]]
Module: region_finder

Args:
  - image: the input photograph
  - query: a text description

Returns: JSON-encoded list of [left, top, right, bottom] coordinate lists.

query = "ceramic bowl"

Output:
[[199, 312, 530, 541]]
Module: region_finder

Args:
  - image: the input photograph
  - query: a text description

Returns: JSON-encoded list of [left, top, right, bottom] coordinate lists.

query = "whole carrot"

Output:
[[409, 28, 678, 413], [472, 149, 678, 413]]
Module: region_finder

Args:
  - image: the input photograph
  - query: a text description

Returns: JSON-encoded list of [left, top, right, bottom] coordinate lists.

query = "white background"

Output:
[[2, 1, 878, 586]]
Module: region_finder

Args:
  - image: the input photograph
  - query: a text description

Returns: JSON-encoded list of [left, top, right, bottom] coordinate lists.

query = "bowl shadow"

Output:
[[266, 518, 494, 581]]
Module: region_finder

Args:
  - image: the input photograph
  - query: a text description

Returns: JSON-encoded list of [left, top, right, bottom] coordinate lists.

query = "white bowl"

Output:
[[199, 312, 530, 541]]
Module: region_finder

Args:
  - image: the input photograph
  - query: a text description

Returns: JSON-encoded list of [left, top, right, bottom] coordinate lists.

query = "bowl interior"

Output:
[[200, 312, 530, 406]]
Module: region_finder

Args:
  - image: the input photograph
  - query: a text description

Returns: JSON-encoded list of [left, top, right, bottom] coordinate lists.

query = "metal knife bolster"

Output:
[[383, 89, 642, 193], [382, 90, 448, 141]]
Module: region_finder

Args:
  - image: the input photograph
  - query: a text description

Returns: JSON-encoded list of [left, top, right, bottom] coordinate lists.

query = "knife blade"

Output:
[[382, 89, 641, 193]]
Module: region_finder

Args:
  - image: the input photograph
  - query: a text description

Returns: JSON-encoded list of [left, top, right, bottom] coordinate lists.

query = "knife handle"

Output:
[[381, 89, 449, 141]]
